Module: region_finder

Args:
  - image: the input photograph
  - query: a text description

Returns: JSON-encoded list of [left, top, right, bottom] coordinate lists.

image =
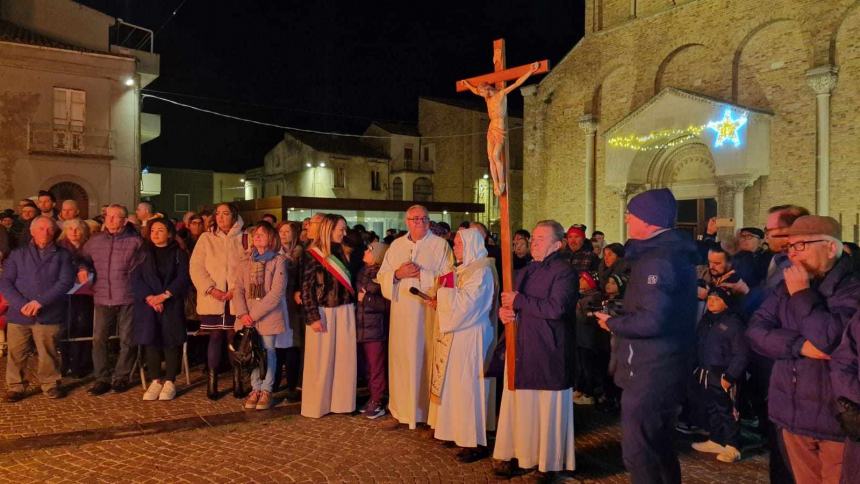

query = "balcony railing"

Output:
[[390, 160, 434, 173], [28, 123, 113, 158]]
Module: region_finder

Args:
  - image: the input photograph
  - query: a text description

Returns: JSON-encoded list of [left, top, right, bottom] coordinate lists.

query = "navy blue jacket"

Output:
[[607, 229, 698, 390], [356, 264, 388, 342], [131, 242, 190, 347], [831, 311, 860, 405], [511, 250, 579, 390], [0, 242, 75, 325], [695, 310, 749, 384], [747, 255, 860, 441]]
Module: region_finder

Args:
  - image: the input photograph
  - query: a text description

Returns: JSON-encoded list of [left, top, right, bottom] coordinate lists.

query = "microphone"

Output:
[[408, 286, 432, 301]]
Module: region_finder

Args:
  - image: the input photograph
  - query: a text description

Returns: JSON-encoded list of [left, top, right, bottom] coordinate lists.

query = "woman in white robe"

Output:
[[427, 228, 497, 463]]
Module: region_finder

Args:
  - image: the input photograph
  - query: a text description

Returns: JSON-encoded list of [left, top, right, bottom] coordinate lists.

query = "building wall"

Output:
[[259, 134, 389, 200], [0, 40, 138, 214], [418, 98, 524, 231], [524, 0, 860, 242], [213, 172, 245, 203], [145, 166, 213, 220]]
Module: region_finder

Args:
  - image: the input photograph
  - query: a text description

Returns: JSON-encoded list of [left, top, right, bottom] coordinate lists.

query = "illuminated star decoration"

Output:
[[707, 109, 748, 148]]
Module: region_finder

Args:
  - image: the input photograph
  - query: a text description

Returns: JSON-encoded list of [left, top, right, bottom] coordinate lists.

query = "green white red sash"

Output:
[[308, 247, 354, 294]]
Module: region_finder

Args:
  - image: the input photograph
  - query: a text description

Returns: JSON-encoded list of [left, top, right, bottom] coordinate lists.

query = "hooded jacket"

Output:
[[747, 255, 860, 441], [607, 229, 699, 390], [189, 216, 246, 316]]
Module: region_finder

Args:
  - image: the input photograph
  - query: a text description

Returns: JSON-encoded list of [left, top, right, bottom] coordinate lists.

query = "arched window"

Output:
[[413, 177, 432, 202], [391, 177, 403, 201]]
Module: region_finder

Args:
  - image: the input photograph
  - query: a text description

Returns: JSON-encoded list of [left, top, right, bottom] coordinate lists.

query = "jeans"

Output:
[[6, 323, 61, 392], [92, 304, 136, 385], [250, 334, 277, 392]]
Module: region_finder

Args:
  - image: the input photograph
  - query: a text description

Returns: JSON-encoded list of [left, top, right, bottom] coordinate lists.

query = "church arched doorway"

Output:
[[49, 181, 89, 219]]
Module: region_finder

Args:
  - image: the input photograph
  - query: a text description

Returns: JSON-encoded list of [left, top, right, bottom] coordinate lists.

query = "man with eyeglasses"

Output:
[[747, 215, 860, 484], [378, 205, 453, 430]]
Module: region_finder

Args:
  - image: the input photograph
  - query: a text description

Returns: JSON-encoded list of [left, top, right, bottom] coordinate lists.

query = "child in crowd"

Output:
[[574, 271, 602, 405], [356, 241, 389, 419], [690, 286, 749, 463]]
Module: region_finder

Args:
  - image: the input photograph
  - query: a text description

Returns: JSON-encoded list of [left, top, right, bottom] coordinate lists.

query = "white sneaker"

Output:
[[692, 440, 728, 454], [573, 394, 595, 405], [143, 380, 163, 401], [158, 380, 176, 401], [716, 445, 741, 463]]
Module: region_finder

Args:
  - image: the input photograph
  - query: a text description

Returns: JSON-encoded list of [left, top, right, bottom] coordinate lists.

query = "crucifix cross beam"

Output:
[[456, 59, 550, 92]]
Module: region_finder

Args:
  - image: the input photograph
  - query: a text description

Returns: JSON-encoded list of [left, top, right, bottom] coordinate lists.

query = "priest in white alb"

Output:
[[493, 220, 579, 479], [377, 205, 453, 429], [426, 228, 498, 463]]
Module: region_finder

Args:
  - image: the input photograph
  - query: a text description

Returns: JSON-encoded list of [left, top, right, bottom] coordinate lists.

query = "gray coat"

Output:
[[232, 254, 288, 336], [79, 223, 143, 306]]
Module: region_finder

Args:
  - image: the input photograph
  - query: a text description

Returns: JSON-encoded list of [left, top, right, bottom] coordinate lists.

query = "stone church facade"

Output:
[[522, 0, 860, 242]]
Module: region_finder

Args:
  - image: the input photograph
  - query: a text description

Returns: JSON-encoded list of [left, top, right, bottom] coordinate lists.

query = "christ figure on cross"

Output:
[[461, 61, 540, 197]]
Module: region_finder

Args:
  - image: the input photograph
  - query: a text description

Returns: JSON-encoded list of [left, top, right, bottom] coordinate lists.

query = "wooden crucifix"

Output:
[[456, 39, 549, 390]]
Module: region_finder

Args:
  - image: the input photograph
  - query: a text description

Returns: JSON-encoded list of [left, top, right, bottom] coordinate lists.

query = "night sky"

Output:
[[78, 0, 585, 172]]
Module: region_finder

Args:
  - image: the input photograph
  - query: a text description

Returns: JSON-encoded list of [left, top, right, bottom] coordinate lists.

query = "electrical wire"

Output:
[[142, 93, 521, 140]]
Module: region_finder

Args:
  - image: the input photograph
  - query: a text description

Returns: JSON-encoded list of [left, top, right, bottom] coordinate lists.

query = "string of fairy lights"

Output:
[[608, 109, 749, 151]]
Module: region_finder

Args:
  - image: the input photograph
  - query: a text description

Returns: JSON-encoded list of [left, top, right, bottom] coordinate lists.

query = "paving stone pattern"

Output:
[[0, 361, 768, 482]]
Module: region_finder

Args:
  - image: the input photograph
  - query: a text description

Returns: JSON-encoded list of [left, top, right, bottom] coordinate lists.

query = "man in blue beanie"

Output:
[[596, 188, 699, 484]]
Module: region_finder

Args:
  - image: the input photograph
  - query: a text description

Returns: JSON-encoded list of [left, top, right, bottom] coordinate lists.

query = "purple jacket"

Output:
[[0, 242, 75, 325], [747, 255, 860, 441], [511, 250, 579, 390], [80, 223, 143, 306]]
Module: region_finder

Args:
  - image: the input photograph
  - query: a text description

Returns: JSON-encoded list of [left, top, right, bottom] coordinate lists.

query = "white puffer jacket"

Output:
[[189, 217, 246, 316]]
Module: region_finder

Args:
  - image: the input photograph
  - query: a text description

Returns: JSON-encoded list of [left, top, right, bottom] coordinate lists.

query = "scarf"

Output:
[[249, 249, 277, 300]]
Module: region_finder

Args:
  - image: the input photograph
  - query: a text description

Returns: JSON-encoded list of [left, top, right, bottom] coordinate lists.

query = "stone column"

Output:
[[806, 65, 838, 216], [613, 187, 629, 241], [717, 176, 753, 234], [579, 114, 599, 233]]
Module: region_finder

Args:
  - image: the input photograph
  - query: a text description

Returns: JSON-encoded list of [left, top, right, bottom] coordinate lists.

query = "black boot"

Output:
[[232, 366, 246, 398], [207, 369, 218, 400]]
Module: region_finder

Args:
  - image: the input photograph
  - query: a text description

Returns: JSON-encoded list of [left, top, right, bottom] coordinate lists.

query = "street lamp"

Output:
[[305, 162, 312, 168], [124, 77, 135, 87], [319, 162, 326, 168]]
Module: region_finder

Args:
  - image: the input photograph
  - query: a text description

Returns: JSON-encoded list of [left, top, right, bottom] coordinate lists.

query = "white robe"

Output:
[[493, 374, 576, 472], [428, 256, 496, 447], [378, 231, 452, 429]]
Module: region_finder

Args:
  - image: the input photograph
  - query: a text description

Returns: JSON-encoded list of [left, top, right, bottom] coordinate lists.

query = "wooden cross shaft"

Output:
[[456, 38, 548, 391]]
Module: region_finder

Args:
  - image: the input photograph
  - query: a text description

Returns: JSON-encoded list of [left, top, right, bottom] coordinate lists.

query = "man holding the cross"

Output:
[[494, 219, 578, 478]]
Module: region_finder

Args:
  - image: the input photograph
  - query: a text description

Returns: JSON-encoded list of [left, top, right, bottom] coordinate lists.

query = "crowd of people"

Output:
[[0, 189, 859, 484]]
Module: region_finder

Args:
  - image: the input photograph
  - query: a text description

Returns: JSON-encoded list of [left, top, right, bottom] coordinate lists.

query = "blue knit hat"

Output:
[[627, 188, 677, 228]]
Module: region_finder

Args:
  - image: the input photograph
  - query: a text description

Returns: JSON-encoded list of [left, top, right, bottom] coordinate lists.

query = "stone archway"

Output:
[[49, 181, 89, 219]]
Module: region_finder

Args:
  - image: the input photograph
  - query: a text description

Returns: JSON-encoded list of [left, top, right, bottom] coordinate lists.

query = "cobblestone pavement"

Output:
[[0, 360, 769, 483]]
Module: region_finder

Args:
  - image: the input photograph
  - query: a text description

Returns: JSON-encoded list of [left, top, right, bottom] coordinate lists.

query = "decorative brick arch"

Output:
[[731, 18, 812, 102], [49, 181, 89, 219]]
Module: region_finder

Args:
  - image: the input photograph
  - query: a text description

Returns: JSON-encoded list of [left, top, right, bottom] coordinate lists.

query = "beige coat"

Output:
[[189, 217, 245, 316], [231, 254, 289, 336]]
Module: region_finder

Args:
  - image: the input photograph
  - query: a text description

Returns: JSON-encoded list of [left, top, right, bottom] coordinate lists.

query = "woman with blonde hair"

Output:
[[58, 218, 94, 377], [300, 213, 357, 418], [233, 221, 289, 410]]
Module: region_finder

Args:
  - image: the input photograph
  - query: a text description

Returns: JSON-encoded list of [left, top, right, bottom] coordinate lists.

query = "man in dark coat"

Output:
[[494, 219, 579, 479], [0, 216, 75, 401], [595, 188, 698, 484], [831, 311, 860, 484], [747, 215, 860, 483]]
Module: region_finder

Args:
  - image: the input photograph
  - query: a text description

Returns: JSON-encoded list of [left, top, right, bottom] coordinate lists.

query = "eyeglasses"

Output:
[[406, 217, 429, 223], [786, 239, 828, 252]]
